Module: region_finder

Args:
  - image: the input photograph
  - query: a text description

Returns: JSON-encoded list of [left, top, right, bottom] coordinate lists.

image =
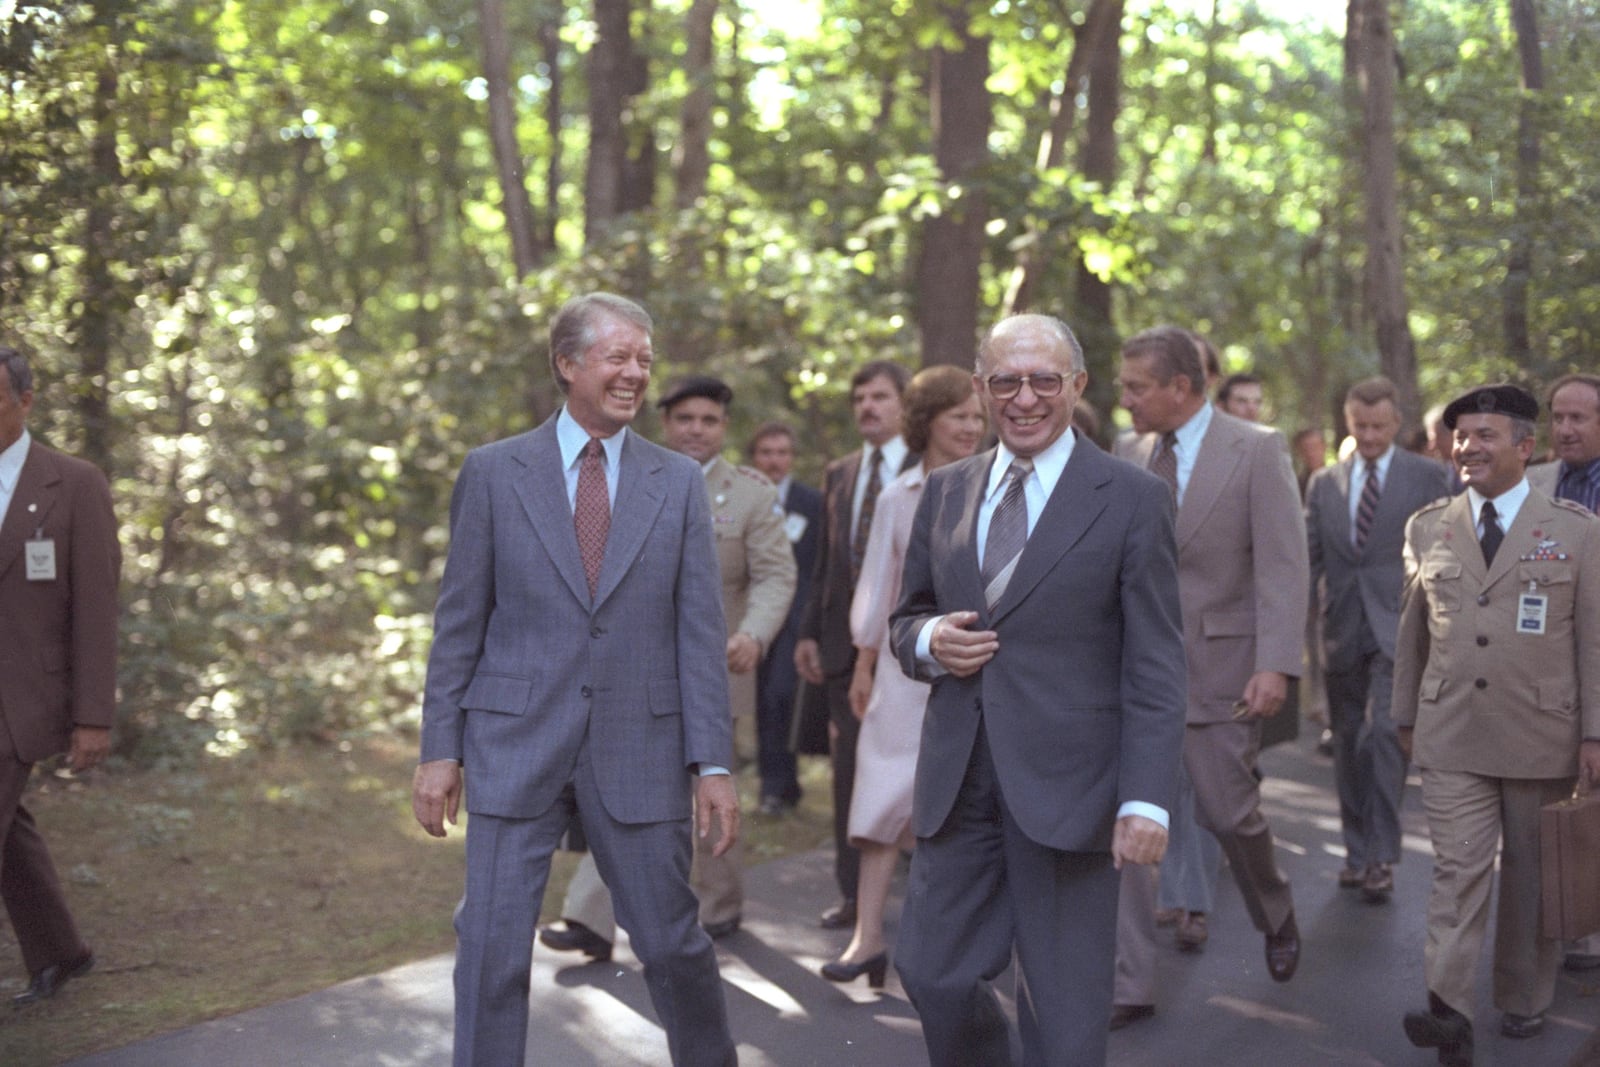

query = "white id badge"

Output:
[[24, 538, 57, 581], [784, 513, 809, 543], [1517, 592, 1548, 635]]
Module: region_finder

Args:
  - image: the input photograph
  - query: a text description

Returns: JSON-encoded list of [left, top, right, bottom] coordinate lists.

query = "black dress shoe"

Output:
[[703, 916, 741, 939], [1500, 1012, 1544, 1038], [757, 796, 795, 816], [1403, 995, 1473, 1067], [819, 899, 856, 929], [537, 921, 613, 961], [1565, 952, 1600, 972], [1108, 1003, 1155, 1031], [13, 951, 94, 1007], [820, 951, 888, 988], [1265, 914, 1299, 983]]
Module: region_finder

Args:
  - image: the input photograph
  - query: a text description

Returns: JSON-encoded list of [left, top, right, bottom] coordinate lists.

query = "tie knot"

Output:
[[1161, 431, 1178, 449], [1366, 458, 1379, 476], [1010, 458, 1034, 478], [585, 438, 605, 461], [1481, 500, 1497, 521]]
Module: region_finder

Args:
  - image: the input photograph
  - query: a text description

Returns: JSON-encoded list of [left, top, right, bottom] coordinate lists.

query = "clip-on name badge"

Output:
[[1517, 580, 1548, 635], [24, 524, 56, 582]]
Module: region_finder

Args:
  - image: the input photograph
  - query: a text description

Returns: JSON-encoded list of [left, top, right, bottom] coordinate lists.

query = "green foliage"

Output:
[[4, 0, 1599, 764]]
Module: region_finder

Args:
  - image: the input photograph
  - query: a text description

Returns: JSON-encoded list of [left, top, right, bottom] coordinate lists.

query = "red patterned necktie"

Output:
[[575, 438, 610, 599], [1354, 459, 1381, 550]]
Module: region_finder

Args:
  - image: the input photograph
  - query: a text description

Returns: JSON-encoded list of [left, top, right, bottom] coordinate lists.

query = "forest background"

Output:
[[2, 0, 1597, 768]]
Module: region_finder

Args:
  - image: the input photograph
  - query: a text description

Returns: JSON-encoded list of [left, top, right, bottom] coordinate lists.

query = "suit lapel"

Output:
[[991, 438, 1108, 625], [512, 420, 593, 609], [948, 452, 990, 618], [0, 447, 61, 582], [595, 432, 666, 608], [1177, 419, 1246, 549], [1330, 458, 1357, 561]]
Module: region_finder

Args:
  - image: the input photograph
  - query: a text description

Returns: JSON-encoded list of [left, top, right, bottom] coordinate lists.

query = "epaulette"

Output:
[[735, 464, 774, 487], [1415, 496, 1453, 516], [1551, 496, 1598, 519]]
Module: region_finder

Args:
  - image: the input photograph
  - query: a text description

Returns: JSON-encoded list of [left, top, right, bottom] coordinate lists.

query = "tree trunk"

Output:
[[1074, 0, 1123, 419], [75, 65, 118, 472], [916, 7, 990, 368], [539, 16, 563, 252], [585, 0, 632, 240], [477, 0, 540, 278], [1505, 0, 1543, 373], [1003, 0, 1117, 315], [1357, 0, 1420, 427], [675, 0, 717, 208]]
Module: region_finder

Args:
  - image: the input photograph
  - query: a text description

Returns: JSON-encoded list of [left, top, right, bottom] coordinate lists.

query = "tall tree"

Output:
[[1505, 0, 1543, 373], [917, 5, 991, 368], [477, 0, 541, 278], [586, 0, 635, 240], [675, 0, 718, 207], [1072, 0, 1124, 416], [1355, 0, 1420, 425]]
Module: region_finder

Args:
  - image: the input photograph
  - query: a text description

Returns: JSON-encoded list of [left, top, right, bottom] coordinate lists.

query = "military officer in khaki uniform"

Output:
[[1394, 384, 1600, 1066], [541, 376, 795, 956]]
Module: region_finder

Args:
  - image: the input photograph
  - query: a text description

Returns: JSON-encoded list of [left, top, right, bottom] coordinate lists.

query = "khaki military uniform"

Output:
[[1392, 484, 1600, 1021], [564, 456, 795, 934]]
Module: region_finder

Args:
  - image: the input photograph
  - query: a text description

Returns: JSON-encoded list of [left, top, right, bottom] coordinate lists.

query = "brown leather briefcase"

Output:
[[1540, 791, 1600, 940]]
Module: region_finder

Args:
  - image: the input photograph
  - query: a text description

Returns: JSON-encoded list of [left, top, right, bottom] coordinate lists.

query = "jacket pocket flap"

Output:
[[648, 678, 683, 717], [461, 672, 532, 714], [1202, 610, 1256, 638], [1519, 563, 1573, 586], [1422, 560, 1462, 582]]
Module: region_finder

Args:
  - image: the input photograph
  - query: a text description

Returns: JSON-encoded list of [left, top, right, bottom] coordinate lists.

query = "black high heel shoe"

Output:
[[820, 951, 888, 988]]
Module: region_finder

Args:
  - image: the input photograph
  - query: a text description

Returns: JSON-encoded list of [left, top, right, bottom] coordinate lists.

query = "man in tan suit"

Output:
[[542, 376, 794, 955], [0, 346, 120, 1005], [1110, 326, 1308, 1027], [1395, 384, 1600, 1064]]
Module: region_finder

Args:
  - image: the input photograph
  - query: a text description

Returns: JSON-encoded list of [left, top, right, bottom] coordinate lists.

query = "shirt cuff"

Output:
[[1117, 801, 1169, 830], [914, 616, 951, 678], [696, 764, 730, 777]]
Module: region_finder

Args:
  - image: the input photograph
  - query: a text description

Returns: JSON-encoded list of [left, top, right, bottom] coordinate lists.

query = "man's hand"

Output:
[[848, 651, 877, 720], [413, 759, 463, 838], [1579, 740, 1600, 796], [794, 638, 824, 686], [930, 611, 998, 678], [1237, 670, 1289, 719], [726, 633, 760, 675], [1397, 725, 1414, 764], [66, 726, 111, 774], [1112, 814, 1168, 869], [696, 773, 740, 858]]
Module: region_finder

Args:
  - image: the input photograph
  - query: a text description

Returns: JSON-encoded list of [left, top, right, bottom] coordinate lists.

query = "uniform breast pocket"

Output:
[[1518, 562, 1574, 618], [1421, 559, 1462, 613]]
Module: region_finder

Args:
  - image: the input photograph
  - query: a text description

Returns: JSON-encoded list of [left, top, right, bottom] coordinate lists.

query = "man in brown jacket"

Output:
[[1395, 383, 1600, 1064], [0, 346, 121, 1005]]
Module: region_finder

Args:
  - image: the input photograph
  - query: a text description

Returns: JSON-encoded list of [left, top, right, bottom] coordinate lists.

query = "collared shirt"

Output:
[[1467, 477, 1530, 539], [974, 426, 1077, 562], [1556, 456, 1600, 514], [852, 435, 909, 539], [1347, 445, 1396, 534], [774, 475, 793, 509], [0, 429, 31, 526], [557, 406, 624, 510], [1167, 401, 1214, 506]]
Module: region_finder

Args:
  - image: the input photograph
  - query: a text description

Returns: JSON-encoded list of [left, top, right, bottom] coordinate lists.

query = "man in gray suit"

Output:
[[889, 313, 1186, 1066], [411, 293, 740, 1067], [1306, 377, 1451, 902]]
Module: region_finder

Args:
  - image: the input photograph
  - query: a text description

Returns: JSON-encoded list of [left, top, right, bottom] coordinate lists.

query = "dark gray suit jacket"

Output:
[[1306, 449, 1451, 671], [419, 414, 732, 825], [889, 434, 1186, 852]]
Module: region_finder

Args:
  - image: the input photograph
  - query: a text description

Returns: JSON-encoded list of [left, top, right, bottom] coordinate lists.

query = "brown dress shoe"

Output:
[[1265, 914, 1300, 982], [1153, 907, 1182, 927], [1338, 865, 1365, 889], [13, 952, 94, 1007], [1175, 912, 1208, 952]]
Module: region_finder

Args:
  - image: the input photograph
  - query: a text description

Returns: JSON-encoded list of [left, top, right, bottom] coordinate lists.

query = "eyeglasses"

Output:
[[983, 373, 1068, 400]]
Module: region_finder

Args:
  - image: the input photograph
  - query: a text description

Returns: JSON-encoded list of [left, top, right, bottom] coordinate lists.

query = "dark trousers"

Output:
[[896, 725, 1119, 1067], [825, 671, 861, 903], [755, 637, 801, 804], [0, 746, 87, 977]]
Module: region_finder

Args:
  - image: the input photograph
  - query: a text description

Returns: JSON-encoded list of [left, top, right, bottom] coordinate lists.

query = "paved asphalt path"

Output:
[[68, 737, 1599, 1066]]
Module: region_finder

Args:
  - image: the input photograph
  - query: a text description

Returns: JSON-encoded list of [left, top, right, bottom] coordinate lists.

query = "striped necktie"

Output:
[[981, 459, 1033, 610], [1354, 459, 1381, 550], [850, 447, 883, 584], [1148, 431, 1179, 501]]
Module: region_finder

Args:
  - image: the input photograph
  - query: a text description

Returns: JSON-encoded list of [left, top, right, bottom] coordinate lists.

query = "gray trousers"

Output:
[[1325, 649, 1404, 869]]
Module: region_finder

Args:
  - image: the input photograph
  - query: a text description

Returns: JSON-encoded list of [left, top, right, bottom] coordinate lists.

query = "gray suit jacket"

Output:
[[1306, 449, 1452, 671], [419, 414, 733, 825], [889, 435, 1186, 852], [1125, 412, 1308, 722]]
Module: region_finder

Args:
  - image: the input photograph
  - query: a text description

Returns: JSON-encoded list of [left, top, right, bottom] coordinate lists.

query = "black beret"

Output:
[[656, 375, 733, 411], [1441, 384, 1539, 429]]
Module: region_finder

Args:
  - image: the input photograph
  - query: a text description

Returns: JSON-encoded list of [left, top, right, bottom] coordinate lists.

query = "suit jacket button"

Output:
[[1477, 593, 1490, 606], [1474, 678, 1487, 690], [590, 625, 604, 638], [581, 685, 593, 698], [1476, 635, 1488, 647]]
